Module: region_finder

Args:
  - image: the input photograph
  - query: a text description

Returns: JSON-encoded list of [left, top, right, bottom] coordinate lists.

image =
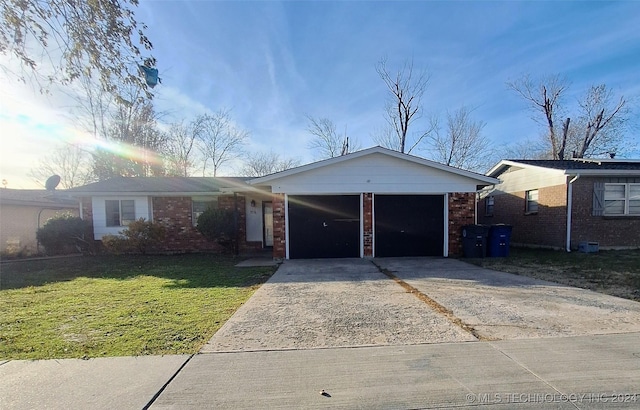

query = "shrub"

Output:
[[36, 214, 90, 255], [196, 208, 238, 254], [101, 219, 166, 255]]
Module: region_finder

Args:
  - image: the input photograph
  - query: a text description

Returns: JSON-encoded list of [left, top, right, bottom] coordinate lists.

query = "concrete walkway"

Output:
[[2, 333, 639, 409]]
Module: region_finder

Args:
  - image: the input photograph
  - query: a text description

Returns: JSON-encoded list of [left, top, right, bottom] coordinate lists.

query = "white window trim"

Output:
[[192, 197, 218, 226], [105, 199, 136, 227], [525, 189, 538, 214], [604, 183, 640, 216]]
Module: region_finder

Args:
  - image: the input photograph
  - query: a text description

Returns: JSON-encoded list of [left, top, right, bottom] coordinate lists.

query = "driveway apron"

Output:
[[375, 257, 640, 340], [201, 258, 475, 352]]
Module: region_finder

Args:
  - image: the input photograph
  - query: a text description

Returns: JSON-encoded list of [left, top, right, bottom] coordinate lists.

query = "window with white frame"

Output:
[[192, 198, 218, 225], [485, 196, 494, 216], [525, 190, 538, 213], [105, 200, 135, 227], [604, 183, 640, 215]]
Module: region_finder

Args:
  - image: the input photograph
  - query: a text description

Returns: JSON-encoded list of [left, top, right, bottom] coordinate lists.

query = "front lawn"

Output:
[[468, 248, 640, 301], [0, 254, 275, 360]]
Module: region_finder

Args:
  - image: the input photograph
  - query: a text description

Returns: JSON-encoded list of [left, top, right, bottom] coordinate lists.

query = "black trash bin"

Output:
[[462, 225, 489, 258], [488, 224, 513, 257]]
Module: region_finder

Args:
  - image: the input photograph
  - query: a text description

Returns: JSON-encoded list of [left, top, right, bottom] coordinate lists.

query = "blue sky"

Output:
[[1, 0, 639, 188]]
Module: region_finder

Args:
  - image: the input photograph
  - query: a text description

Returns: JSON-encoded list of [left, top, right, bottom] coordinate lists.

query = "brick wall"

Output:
[[448, 193, 475, 256], [363, 193, 373, 257], [479, 184, 568, 249], [272, 194, 286, 259], [152, 196, 221, 253], [570, 177, 640, 249]]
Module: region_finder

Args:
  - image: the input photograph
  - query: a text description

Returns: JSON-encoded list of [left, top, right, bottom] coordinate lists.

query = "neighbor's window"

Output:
[[604, 183, 640, 216], [105, 200, 135, 227], [525, 190, 538, 213], [485, 196, 495, 216], [192, 198, 218, 225]]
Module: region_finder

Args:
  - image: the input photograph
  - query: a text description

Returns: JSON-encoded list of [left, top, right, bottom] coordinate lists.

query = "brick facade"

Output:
[[363, 193, 373, 257], [479, 177, 640, 250], [479, 184, 568, 249], [272, 193, 286, 260], [448, 193, 476, 256], [152, 196, 221, 253], [570, 177, 640, 249]]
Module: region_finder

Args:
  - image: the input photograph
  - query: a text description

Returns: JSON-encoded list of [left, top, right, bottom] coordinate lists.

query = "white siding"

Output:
[[92, 196, 150, 239], [267, 153, 481, 194], [489, 167, 567, 196], [245, 196, 263, 243]]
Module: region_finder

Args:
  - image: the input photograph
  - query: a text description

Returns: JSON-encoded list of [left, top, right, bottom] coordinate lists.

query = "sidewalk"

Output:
[[3, 332, 639, 409]]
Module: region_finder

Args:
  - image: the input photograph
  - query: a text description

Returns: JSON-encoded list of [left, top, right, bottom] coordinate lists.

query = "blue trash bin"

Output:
[[488, 224, 513, 257]]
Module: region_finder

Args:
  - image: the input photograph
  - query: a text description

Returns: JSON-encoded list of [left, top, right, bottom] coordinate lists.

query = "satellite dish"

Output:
[[45, 175, 61, 191]]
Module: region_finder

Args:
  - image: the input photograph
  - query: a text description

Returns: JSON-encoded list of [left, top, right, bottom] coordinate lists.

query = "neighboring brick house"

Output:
[[0, 188, 78, 256], [69, 147, 497, 259], [478, 159, 640, 250]]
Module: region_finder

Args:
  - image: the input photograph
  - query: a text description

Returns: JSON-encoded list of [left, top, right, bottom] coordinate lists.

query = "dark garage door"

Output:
[[288, 195, 360, 259], [375, 195, 444, 257]]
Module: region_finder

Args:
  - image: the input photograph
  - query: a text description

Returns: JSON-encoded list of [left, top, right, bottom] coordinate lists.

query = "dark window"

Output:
[[485, 196, 494, 216], [192, 198, 218, 225], [525, 190, 538, 214], [105, 200, 135, 227]]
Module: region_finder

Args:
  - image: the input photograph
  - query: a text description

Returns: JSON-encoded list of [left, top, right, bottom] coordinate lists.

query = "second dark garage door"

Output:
[[375, 195, 444, 257], [288, 195, 360, 259]]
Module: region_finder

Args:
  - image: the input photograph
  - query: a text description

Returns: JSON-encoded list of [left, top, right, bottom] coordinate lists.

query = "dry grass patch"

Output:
[[467, 248, 640, 301]]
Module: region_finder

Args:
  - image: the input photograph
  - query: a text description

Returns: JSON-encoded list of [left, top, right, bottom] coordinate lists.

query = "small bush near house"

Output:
[[102, 219, 166, 254], [196, 208, 238, 254], [36, 214, 90, 255]]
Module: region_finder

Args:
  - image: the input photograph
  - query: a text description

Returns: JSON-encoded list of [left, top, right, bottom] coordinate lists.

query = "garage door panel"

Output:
[[375, 195, 444, 257], [288, 195, 360, 259]]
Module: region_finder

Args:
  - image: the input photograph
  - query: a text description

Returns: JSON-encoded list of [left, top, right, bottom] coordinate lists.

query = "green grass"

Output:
[[0, 254, 275, 360], [467, 248, 640, 301]]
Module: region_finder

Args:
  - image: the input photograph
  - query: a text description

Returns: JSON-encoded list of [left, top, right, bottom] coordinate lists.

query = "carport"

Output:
[[248, 147, 497, 260]]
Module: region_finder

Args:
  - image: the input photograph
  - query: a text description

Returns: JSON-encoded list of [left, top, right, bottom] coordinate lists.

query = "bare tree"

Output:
[[502, 137, 551, 160], [196, 110, 248, 176], [428, 107, 494, 172], [92, 87, 167, 179], [573, 84, 629, 158], [163, 120, 199, 176], [1, 0, 155, 100], [240, 151, 300, 177], [29, 143, 94, 189], [507, 74, 569, 160], [376, 58, 432, 154], [306, 116, 359, 159]]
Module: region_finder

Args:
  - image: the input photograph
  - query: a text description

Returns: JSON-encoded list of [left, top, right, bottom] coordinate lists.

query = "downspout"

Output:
[[566, 174, 580, 252]]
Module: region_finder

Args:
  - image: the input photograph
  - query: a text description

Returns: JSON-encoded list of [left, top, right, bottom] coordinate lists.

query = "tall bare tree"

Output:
[[195, 110, 248, 176], [573, 84, 629, 158], [508, 75, 631, 159], [240, 151, 300, 177], [306, 116, 359, 159], [29, 143, 94, 189], [428, 106, 494, 172], [1, 0, 155, 100], [376, 58, 432, 154], [507, 74, 569, 160], [163, 120, 200, 177]]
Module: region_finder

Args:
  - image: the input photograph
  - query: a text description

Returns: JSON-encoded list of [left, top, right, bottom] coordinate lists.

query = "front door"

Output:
[[263, 202, 274, 247]]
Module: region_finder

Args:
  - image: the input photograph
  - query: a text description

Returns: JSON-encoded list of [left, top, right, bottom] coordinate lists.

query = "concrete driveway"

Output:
[[203, 258, 640, 352]]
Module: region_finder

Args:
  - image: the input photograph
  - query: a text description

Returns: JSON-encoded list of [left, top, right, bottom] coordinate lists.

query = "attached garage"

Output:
[[248, 147, 497, 260], [288, 195, 360, 259], [375, 195, 444, 257]]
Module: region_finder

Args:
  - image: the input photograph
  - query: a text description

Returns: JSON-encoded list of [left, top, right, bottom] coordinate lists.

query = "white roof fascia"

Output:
[[486, 160, 566, 177], [562, 169, 640, 176], [68, 191, 225, 197], [250, 146, 498, 186]]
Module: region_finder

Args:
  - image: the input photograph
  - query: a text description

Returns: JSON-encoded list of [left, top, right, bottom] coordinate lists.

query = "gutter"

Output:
[[566, 174, 580, 252]]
